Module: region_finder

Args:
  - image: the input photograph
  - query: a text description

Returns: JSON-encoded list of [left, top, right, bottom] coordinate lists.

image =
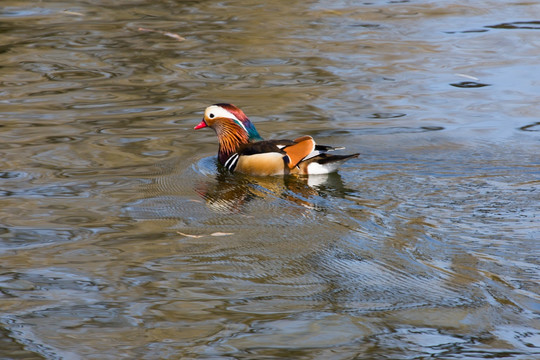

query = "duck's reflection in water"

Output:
[[194, 166, 352, 213]]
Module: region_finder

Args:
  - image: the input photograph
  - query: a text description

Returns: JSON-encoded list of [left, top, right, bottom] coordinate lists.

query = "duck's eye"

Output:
[[209, 113, 215, 118]]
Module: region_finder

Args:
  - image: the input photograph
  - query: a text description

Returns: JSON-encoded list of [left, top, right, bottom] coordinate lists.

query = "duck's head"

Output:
[[194, 103, 263, 141]]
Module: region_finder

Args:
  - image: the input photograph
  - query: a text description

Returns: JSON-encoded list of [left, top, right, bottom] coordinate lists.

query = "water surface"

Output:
[[0, 0, 539, 359]]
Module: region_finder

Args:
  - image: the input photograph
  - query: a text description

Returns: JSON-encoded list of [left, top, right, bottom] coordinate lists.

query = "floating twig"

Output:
[[176, 231, 234, 238], [455, 73, 479, 81], [62, 10, 84, 16], [138, 27, 185, 41]]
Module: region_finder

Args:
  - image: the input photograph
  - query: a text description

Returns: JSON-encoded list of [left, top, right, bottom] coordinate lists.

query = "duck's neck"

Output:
[[216, 121, 250, 165]]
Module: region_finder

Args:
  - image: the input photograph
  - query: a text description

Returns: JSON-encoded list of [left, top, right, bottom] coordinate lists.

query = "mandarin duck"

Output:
[[194, 103, 359, 176]]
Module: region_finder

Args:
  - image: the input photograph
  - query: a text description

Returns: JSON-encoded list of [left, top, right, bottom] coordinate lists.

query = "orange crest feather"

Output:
[[283, 136, 316, 169]]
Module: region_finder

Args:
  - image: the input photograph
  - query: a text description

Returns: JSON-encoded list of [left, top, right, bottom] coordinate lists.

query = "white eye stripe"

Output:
[[206, 106, 238, 121], [205, 105, 248, 133]]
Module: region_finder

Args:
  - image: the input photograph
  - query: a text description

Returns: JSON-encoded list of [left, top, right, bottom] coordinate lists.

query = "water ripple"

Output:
[[519, 122, 540, 132], [450, 81, 491, 88], [486, 21, 540, 30]]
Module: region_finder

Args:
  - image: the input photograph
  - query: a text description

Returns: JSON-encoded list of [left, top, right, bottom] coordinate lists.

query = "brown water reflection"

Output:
[[1, 0, 539, 359]]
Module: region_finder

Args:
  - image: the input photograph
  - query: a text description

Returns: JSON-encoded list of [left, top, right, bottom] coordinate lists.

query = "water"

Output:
[[0, 0, 539, 359]]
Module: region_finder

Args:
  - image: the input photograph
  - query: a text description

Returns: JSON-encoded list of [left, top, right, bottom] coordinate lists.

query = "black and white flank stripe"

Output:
[[224, 153, 240, 172]]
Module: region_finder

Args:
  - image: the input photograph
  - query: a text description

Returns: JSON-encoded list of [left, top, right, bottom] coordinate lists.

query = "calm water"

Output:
[[1, 0, 539, 359]]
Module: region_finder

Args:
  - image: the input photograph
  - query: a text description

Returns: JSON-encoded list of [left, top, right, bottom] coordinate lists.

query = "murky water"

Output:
[[1, 0, 539, 358]]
